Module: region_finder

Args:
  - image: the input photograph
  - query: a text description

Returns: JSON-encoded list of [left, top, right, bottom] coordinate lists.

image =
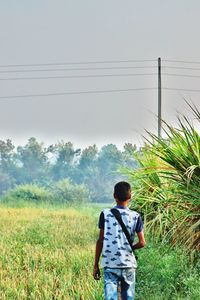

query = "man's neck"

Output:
[[116, 200, 129, 208]]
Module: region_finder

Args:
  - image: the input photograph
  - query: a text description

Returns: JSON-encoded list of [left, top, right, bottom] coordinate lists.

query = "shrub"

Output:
[[3, 184, 53, 203], [51, 178, 90, 204], [121, 103, 200, 257]]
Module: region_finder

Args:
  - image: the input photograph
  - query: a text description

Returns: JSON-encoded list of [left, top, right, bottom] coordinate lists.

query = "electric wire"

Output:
[[163, 66, 200, 71], [2, 86, 200, 100], [3, 72, 200, 81], [1, 87, 200, 100], [163, 59, 200, 64], [163, 73, 200, 78], [1, 58, 200, 97], [0, 73, 157, 81], [0, 66, 157, 73], [0, 59, 156, 68], [163, 87, 200, 92], [0, 87, 157, 99]]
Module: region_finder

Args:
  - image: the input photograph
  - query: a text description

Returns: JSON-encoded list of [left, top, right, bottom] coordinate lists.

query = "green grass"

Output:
[[0, 205, 199, 299]]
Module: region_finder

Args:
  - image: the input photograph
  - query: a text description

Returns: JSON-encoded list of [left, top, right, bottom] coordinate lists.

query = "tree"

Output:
[[0, 139, 16, 193], [79, 144, 98, 168], [50, 141, 81, 180], [0, 139, 15, 171], [95, 144, 124, 202], [16, 137, 49, 184], [97, 144, 123, 175], [122, 143, 138, 168]]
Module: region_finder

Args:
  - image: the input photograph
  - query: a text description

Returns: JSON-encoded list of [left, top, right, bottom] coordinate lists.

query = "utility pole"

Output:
[[158, 57, 162, 138]]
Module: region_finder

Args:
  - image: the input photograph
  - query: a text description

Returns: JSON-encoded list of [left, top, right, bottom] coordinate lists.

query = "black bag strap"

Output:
[[111, 208, 134, 251]]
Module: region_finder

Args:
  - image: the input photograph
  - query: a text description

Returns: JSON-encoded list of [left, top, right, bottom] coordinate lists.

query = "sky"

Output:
[[0, 0, 200, 150]]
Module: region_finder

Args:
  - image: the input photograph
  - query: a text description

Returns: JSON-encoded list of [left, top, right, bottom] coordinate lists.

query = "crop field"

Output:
[[0, 205, 199, 300]]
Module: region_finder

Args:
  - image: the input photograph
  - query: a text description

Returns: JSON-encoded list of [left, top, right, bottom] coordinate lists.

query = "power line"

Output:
[[2, 87, 199, 96], [163, 73, 200, 78], [163, 87, 200, 92], [0, 87, 157, 99], [163, 66, 200, 71], [0, 59, 156, 68], [0, 73, 157, 81], [163, 59, 200, 64], [0, 66, 157, 73], [2, 59, 200, 68], [3, 72, 200, 81]]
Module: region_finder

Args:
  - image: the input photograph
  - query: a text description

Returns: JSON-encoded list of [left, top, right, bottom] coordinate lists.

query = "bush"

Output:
[[122, 103, 200, 257], [2, 184, 53, 203], [51, 178, 90, 204]]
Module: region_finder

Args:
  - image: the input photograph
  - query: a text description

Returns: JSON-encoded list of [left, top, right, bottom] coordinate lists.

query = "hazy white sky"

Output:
[[0, 0, 200, 149]]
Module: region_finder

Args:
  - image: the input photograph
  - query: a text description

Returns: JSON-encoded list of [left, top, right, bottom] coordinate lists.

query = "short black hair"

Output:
[[114, 181, 131, 202]]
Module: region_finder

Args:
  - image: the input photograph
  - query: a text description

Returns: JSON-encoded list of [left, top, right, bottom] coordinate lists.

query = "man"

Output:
[[93, 181, 146, 300]]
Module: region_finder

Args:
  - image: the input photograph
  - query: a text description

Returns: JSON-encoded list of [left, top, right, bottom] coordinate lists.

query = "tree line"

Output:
[[0, 137, 138, 202]]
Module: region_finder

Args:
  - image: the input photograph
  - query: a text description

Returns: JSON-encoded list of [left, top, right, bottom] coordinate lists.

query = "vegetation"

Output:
[[0, 103, 199, 298], [0, 139, 137, 202], [2, 184, 53, 203], [0, 205, 199, 300], [122, 103, 200, 258], [0, 181, 90, 206], [50, 178, 90, 204]]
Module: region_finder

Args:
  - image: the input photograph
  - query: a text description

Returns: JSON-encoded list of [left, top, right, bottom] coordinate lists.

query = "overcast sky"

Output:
[[0, 0, 200, 149]]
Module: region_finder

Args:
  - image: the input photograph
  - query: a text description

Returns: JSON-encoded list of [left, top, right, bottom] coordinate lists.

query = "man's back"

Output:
[[98, 205, 143, 269]]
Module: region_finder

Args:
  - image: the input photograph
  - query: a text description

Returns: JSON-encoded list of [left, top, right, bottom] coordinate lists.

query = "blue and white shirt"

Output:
[[98, 205, 143, 269]]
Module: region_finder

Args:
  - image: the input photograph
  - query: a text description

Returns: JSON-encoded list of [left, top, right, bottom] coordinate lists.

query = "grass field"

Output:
[[0, 205, 199, 300]]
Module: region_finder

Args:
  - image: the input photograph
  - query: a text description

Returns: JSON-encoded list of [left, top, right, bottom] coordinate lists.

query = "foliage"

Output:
[[94, 144, 127, 202], [122, 143, 138, 168], [2, 184, 53, 204], [15, 137, 50, 184], [136, 240, 200, 300], [0, 171, 14, 195], [122, 104, 200, 257], [78, 144, 98, 169], [49, 141, 81, 181], [0, 137, 138, 202], [0, 205, 199, 299], [0, 139, 16, 194], [50, 178, 90, 204], [0, 139, 15, 169]]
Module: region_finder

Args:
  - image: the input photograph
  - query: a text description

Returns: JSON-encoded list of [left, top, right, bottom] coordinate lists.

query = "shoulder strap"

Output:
[[111, 208, 134, 251]]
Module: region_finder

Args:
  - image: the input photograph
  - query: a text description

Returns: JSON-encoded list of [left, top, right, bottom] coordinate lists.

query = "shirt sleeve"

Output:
[[98, 211, 105, 229], [135, 214, 143, 233]]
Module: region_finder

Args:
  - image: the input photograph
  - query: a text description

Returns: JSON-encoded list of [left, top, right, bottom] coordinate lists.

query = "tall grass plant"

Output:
[[122, 104, 200, 258]]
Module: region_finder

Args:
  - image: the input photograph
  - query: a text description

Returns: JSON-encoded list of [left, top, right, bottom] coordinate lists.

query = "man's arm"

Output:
[[132, 230, 146, 250], [93, 228, 104, 280]]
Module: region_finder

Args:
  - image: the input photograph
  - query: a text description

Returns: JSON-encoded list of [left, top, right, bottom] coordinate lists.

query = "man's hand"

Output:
[[93, 266, 101, 280], [93, 229, 104, 280], [132, 230, 146, 250]]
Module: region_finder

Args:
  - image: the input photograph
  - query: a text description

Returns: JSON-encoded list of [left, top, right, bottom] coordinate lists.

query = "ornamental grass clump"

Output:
[[122, 103, 200, 258]]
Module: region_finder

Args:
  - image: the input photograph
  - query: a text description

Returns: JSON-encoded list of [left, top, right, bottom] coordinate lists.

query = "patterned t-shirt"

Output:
[[98, 205, 143, 269]]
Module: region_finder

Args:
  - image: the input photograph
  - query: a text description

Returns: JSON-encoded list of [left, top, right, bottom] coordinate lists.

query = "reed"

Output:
[[122, 104, 200, 257]]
